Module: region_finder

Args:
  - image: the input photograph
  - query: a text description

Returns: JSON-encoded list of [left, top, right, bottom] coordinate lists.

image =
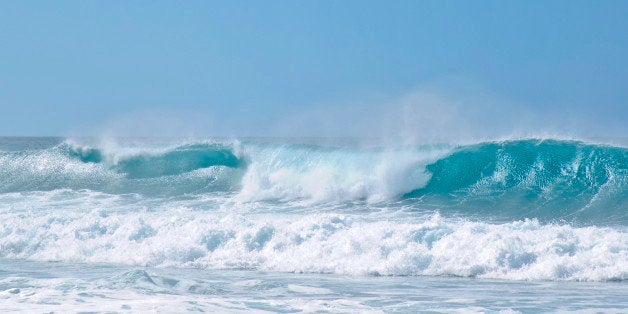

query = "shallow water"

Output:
[[2, 259, 627, 313]]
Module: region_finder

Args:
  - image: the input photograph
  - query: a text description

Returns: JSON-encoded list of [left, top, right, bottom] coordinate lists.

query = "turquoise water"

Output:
[[0, 137, 626, 312]]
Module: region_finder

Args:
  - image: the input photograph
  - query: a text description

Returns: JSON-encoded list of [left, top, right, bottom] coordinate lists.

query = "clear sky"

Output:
[[0, 1, 626, 138]]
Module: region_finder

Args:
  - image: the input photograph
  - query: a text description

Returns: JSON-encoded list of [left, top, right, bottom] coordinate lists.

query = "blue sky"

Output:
[[0, 1, 626, 138]]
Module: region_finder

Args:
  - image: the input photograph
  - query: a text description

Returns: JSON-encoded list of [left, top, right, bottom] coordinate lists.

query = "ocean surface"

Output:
[[0, 136, 626, 313]]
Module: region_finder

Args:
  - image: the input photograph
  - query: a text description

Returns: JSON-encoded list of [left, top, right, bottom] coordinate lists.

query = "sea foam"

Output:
[[1, 195, 624, 281]]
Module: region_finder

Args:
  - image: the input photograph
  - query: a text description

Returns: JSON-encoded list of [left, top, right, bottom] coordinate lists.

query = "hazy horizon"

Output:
[[1, 1, 626, 139]]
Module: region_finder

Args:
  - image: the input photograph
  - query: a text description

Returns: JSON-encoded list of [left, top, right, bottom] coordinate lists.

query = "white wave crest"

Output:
[[236, 144, 449, 204]]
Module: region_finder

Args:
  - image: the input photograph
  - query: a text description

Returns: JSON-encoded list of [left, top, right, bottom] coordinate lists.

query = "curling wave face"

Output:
[[0, 137, 626, 281]]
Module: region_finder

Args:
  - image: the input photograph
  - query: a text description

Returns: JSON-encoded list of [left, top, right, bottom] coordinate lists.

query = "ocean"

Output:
[[0, 136, 626, 313]]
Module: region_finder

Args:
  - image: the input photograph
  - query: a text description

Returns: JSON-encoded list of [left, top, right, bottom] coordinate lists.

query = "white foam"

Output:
[[236, 144, 449, 204], [1, 197, 625, 281]]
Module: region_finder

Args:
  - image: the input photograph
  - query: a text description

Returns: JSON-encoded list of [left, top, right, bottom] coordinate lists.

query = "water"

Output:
[[2, 259, 626, 313], [0, 136, 626, 312]]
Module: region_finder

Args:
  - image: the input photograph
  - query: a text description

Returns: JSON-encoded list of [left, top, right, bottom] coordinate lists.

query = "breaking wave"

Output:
[[0, 138, 625, 223], [0, 137, 626, 282]]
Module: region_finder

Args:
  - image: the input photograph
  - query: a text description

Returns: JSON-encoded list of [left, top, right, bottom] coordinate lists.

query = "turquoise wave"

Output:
[[405, 140, 627, 224], [65, 143, 241, 178], [0, 142, 244, 195], [0, 139, 625, 224]]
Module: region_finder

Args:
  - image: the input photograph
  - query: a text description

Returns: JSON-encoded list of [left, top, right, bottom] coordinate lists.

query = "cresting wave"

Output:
[[0, 138, 625, 223], [408, 140, 627, 225], [66, 142, 241, 179], [0, 141, 244, 196]]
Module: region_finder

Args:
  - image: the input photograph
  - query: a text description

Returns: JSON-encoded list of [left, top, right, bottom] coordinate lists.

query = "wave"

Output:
[[0, 138, 626, 223], [63, 142, 241, 179], [235, 142, 446, 203], [406, 140, 627, 224], [0, 141, 244, 195], [0, 201, 624, 281]]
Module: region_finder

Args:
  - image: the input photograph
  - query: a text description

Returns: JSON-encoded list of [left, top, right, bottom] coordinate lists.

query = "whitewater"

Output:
[[1, 136, 626, 312]]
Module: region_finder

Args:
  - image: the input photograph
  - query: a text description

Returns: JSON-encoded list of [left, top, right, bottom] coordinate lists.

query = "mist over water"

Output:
[[64, 84, 627, 146]]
